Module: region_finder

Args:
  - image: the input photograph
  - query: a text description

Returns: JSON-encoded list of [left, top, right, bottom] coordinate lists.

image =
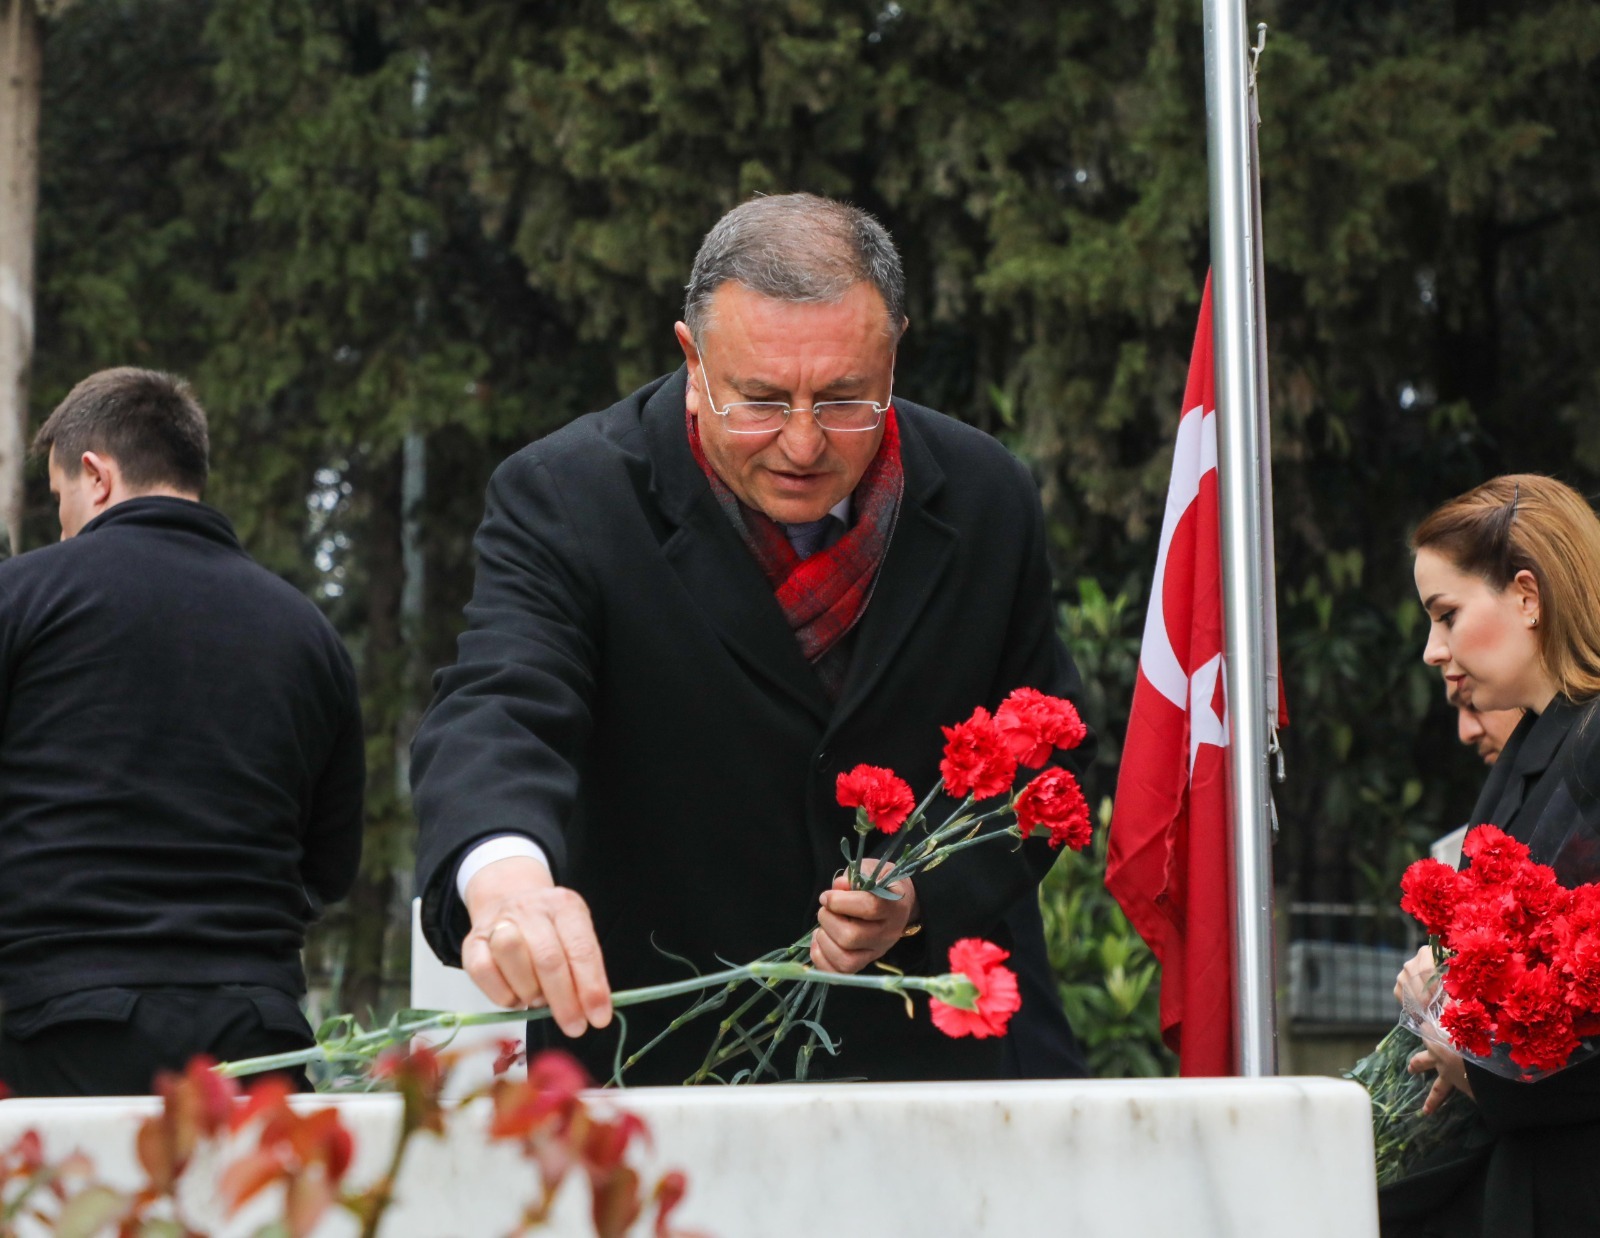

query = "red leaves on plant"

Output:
[[929, 938, 1022, 1039], [654, 1170, 689, 1237], [488, 1050, 589, 1144], [485, 1050, 695, 1238], [994, 688, 1087, 768], [494, 1037, 528, 1076], [219, 1076, 355, 1238], [137, 1056, 240, 1192], [374, 1043, 448, 1137], [1013, 767, 1092, 851], [591, 1164, 644, 1238], [939, 707, 1017, 800], [835, 764, 916, 834]]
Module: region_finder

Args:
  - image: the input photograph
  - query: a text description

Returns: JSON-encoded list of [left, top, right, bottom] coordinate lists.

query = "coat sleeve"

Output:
[[895, 454, 1097, 967], [411, 449, 602, 967]]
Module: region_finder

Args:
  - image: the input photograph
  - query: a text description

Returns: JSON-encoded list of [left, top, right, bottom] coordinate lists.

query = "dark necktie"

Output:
[[784, 514, 844, 559]]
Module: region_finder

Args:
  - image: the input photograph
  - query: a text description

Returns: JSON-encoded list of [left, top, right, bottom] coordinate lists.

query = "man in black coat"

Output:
[[0, 368, 365, 1097], [413, 194, 1092, 1084]]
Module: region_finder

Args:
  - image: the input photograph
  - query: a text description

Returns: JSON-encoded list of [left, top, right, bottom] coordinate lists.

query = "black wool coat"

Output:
[[1380, 696, 1600, 1238], [413, 369, 1094, 1085]]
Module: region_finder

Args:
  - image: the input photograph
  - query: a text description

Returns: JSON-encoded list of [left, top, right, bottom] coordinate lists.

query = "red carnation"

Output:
[[835, 764, 917, 835], [1558, 931, 1600, 1015], [1461, 824, 1533, 885], [1400, 859, 1467, 938], [994, 688, 1088, 769], [1443, 924, 1527, 1009], [940, 707, 1018, 801], [1441, 997, 1496, 1059], [1498, 964, 1583, 1074], [930, 938, 1022, 1040], [1014, 767, 1092, 851]]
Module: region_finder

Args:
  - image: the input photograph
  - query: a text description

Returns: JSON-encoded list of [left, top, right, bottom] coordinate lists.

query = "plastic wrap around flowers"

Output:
[[1400, 824, 1600, 1079]]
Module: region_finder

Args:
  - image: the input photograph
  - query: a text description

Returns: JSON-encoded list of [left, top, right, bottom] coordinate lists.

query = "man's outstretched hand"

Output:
[[461, 856, 612, 1038]]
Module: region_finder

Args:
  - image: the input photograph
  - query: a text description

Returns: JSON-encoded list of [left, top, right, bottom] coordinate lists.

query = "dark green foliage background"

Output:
[[23, 0, 1600, 1069]]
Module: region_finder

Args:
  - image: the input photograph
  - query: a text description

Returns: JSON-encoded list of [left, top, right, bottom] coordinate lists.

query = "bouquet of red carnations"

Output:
[[1399, 823, 1600, 1079]]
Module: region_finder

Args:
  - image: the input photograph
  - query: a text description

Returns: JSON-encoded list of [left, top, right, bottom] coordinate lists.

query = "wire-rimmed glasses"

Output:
[[696, 353, 891, 435]]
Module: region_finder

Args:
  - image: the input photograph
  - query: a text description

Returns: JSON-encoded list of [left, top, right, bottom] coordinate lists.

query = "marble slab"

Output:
[[0, 1077, 1378, 1236]]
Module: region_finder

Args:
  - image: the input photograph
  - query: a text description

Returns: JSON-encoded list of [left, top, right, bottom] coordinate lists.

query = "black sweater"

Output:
[[0, 498, 364, 1010]]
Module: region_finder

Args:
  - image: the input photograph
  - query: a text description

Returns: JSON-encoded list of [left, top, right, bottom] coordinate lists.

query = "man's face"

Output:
[[677, 281, 896, 525], [47, 449, 101, 540], [1446, 679, 1521, 766]]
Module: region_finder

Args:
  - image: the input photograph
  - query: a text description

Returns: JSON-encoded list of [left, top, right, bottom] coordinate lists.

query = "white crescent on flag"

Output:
[[1138, 402, 1224, 770]]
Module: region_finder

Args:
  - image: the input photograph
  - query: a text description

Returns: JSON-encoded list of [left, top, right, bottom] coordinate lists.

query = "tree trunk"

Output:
[[0, 0, 41, 556]]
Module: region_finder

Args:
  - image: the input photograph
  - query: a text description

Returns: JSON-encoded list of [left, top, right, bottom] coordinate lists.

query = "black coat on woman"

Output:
[[1380, 695, 1600, 1238]]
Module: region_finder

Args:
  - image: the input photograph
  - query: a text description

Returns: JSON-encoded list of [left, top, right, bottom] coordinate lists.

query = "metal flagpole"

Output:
[[1202, 0, 1278, 1076]]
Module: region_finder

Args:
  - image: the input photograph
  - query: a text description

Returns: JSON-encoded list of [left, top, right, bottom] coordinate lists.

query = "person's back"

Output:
[[0, 368, 364, 1096]]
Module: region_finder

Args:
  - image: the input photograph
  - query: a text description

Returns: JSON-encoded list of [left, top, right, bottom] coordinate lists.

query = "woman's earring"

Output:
[[1530, 616, 1539, 628]]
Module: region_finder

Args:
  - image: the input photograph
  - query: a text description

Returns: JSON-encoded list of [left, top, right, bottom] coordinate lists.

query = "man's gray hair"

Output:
[[683, 194, 906, 342]]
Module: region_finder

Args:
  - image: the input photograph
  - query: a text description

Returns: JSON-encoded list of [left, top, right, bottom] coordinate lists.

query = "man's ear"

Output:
[[79, 451, 117, 507], [674, 321, 702, 415]]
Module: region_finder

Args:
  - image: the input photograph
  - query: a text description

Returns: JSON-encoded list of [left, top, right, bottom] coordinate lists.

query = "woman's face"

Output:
[[1414, 548, 1554, 713]]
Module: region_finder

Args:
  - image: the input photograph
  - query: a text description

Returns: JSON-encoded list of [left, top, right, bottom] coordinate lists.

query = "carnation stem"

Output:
[[217, 959, 971, 1082]]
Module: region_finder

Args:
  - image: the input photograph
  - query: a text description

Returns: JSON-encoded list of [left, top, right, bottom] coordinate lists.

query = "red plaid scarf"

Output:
[[686, 406, 904, 700]]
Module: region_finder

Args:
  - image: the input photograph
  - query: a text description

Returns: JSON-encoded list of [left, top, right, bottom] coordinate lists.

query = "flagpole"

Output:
[[1202, 0, 1277, 1076]]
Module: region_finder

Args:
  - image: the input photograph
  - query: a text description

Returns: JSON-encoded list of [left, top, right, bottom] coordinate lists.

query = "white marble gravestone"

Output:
[[0, 1076, 1378, 1236]]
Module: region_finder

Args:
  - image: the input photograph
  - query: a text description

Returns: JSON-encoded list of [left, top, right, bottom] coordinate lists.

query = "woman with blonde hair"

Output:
[[1382, 474, 1600, 1237]]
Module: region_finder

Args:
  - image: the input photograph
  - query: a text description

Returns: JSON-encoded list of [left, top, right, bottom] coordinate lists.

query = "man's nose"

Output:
[[1458, 712, 1484, 746], [776, 407, 827, 464]]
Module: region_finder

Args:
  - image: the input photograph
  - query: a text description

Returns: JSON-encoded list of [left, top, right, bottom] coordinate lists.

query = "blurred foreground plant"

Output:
[[0, 1044, 699, 1238]]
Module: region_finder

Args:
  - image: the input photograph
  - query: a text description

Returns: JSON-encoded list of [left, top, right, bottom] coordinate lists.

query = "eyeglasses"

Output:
[[696, 352, 891, 435]]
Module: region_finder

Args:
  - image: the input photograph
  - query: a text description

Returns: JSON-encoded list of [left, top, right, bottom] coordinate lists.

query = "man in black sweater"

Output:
[[0, 368, 365, 1096]]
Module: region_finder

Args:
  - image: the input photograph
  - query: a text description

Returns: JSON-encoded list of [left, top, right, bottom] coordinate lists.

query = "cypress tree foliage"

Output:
[[25, 0, 1600, 1036]]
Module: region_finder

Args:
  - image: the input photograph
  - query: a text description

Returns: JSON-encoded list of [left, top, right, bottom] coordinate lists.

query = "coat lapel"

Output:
[[823, 406, 956, 743], [1480, 698, 1580, 834], [644, 370, 833, 725]]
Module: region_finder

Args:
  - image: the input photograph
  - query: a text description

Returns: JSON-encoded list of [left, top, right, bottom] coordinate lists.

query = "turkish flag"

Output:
[[1106, 274, 1236, 1076]]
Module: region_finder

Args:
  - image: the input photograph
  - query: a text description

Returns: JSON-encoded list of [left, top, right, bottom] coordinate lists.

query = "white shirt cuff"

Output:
[[456, 834, 550, 903]]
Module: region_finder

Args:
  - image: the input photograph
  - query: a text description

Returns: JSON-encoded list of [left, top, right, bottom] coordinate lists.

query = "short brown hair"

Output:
[[32, 367, 209, 495], [1412, 474, 1600, 702]]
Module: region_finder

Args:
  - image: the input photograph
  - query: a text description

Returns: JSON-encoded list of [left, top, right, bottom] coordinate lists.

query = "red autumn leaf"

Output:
[[583, 1112, 649, 1175], [653, 1170, 690, 1238], [590, 1164, 643, 1238], [494, 1038, 527, 1076], [283, 1166, 337, 1238], [219, 1147, 287, 1211], [231, 1076, 294, 1133]]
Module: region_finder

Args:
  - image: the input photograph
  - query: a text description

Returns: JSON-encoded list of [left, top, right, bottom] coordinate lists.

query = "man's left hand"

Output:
[[811, 858, 918, 974]]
